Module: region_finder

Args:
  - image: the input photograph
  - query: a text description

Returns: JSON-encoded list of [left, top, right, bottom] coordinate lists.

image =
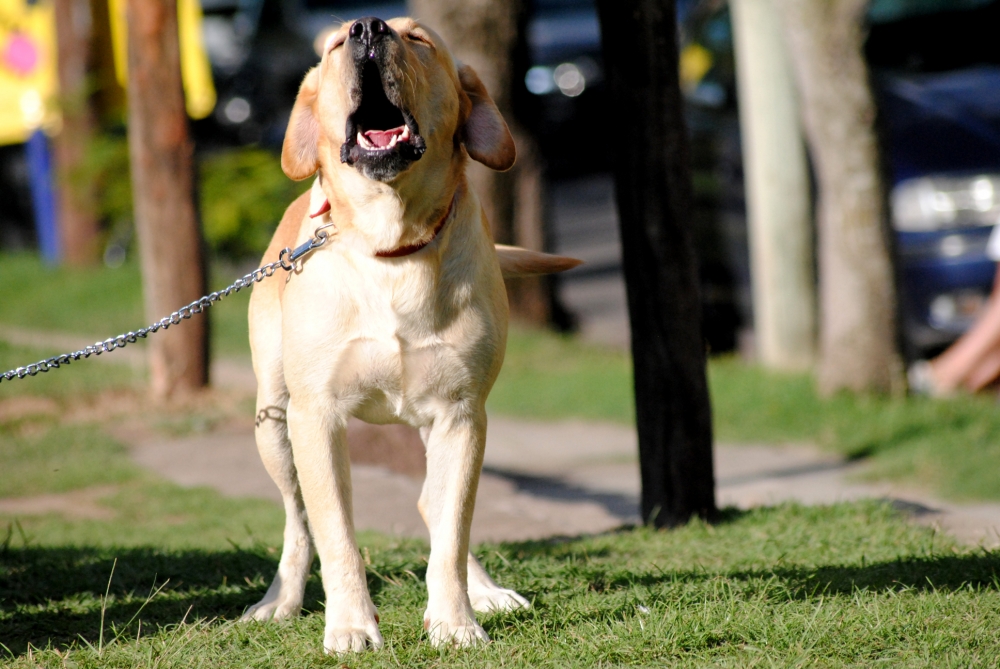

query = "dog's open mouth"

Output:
[[358, 124, 410, 151], [341, 60, 426, 176]]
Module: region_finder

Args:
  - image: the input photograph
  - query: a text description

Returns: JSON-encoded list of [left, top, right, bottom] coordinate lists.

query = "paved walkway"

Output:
[[128, 415, 1000, 547]]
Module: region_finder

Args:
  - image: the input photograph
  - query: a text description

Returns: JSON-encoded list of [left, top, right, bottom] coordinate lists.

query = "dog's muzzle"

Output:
[[340, 17, 426, 181]]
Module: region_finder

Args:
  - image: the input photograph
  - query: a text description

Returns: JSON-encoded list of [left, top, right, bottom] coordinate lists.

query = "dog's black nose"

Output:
[[349, 17, 390, 44]]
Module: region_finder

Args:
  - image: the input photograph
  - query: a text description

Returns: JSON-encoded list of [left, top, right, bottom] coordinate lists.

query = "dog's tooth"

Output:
[[401, 125, 411, 141], [357, 131, 371, 148], [388, 135, 398, 148]]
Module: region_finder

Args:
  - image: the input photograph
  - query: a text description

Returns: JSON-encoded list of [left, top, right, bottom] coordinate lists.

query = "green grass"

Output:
[[5, 486, 1000, 666], [1, 390, 997, 666], [709, 357, 1000, 500], [0, 340, 142, 401], [0, 425, 135, 498], [0, 253, 253, 360], [4, 270, 1000, 665], [488, 329, 634, 423]]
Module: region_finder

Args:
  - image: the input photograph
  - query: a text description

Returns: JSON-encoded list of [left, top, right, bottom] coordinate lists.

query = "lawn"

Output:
[[6, 498, 1000, 667], [3, 260, 1000, 665], [0, 253, 254, 361], [2, 364, 999, 666]]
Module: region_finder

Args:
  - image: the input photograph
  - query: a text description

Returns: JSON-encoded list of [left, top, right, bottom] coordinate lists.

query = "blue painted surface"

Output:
[[24, 130, 60, 264]]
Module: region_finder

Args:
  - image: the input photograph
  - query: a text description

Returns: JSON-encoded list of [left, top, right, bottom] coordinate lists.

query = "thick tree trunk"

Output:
[[53, 0, 101, 265], [126, 0, 208, 398], [777, 0, 905, 395], [406, 0, 551, 325], [730, 0, 815, 370], [596, 0, 716, 526]]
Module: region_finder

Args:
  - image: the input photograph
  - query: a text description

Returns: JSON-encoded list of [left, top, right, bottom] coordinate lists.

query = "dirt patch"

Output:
[[0, 485, 119, 520], [0, 396, 59, 423]]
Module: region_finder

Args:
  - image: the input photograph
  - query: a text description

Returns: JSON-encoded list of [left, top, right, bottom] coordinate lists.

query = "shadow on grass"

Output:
[[1, 546, 379, 656], [764, 551, 1000, 597], [602, 551, 1000, 600], [497, 521, 1000, 612]]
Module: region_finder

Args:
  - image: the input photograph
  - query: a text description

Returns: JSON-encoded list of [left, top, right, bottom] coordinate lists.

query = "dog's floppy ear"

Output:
[[282, 67, 322, 181], [458, 64, 516, 171]]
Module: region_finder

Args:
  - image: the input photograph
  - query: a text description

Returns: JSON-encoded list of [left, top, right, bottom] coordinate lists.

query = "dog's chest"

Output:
[[282, 243, 502, 421]]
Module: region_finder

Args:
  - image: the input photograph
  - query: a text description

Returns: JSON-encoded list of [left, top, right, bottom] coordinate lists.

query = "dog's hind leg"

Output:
[[466, 553, 530, 614], [242, 297, 314, 622], [417, 426, 530, 618]]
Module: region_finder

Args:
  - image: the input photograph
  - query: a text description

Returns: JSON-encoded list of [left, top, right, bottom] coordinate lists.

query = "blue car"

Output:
[[868, 0, 1000, 357]]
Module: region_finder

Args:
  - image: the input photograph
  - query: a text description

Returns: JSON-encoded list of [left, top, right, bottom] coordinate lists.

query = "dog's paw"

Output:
[[423, 612, 490, 647], [241, 595, 302, 622], [324, 610, 383, 654], [324, 625, 384, 654], [468, 585, 530, 614]]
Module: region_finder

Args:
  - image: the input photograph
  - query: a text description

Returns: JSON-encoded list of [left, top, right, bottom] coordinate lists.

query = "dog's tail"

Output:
[[495, 244, 583, 278]]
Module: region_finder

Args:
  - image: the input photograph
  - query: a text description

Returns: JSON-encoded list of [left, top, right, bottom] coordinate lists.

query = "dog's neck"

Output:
[[311, 164, 463, 257], [373, 193, 456, 257]]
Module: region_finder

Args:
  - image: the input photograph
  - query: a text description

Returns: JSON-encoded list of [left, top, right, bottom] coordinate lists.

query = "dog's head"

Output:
[[281, 17, 516, 185]]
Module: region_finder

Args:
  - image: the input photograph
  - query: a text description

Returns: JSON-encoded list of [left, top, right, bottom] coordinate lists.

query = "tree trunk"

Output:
[[776, 0, 905, 395], [126, 0, 208, 398], [406, 0, 552, 325], [730, 0, 815, 370], [595, 0, 716, 526], [53, 0, 101, 266]]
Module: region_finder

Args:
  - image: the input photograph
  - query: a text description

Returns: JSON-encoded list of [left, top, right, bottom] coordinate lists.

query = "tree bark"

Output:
[[406, 0, 552, 325], [776, 0, 905, 395], [126, 0, 208, 398], [730, 0, 815, 370], [53, 0, 101, 265], [596, 0, 716, 526]]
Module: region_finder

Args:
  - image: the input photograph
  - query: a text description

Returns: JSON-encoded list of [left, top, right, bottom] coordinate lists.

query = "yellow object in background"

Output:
[[109, 0, 216, 120], [0, 0, 60, 146], [680, 42, 714, 91]]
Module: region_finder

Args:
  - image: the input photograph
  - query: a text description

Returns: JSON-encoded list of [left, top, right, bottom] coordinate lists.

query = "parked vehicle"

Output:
[[867, 0, 1000, 357]]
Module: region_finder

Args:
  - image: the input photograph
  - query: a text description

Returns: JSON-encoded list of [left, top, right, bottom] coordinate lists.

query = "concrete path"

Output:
[[128, 416, 1000, 547]]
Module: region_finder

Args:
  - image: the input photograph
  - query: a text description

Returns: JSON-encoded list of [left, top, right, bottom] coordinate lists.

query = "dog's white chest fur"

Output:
[[280, 201, 505, 428]]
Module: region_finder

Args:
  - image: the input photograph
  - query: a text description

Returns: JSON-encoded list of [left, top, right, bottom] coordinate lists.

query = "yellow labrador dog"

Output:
[[244, 16, 579, 653]]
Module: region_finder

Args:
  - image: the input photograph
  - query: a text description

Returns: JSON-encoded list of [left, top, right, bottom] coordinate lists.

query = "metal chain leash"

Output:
[[0, 222, 336, 385]]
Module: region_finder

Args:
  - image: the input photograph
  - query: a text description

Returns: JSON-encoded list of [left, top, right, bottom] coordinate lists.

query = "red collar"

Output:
[[375, 195, 456, 258]]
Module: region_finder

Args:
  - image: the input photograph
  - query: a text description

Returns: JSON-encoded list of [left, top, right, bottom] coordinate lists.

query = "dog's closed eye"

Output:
[[405, 30, 433, 48]]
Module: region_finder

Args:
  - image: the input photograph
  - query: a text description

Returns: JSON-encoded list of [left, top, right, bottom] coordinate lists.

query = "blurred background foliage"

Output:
[[198, 148, 307, 258], [82, 134, 305, 262]]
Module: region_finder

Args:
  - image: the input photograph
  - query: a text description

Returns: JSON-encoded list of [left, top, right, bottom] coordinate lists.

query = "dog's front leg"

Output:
[[287, 399, 382, 653], [420, 411, 491, 646]]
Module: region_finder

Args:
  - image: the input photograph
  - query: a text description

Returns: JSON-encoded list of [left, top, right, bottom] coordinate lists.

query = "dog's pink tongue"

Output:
[[364, 126, 404, 148]]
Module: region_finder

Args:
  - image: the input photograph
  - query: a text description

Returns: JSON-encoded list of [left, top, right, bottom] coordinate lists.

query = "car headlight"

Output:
[[891, 174, 1000, 231], [525, 57, 601, 98]]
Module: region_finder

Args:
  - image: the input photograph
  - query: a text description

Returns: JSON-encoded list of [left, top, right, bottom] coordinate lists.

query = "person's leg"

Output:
[[963, 345, 1000, 392], [929, 265, 1000, 392]]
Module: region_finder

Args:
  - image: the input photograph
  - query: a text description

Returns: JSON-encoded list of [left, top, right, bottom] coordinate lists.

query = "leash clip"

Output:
[[279, 222, 337, 270]]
